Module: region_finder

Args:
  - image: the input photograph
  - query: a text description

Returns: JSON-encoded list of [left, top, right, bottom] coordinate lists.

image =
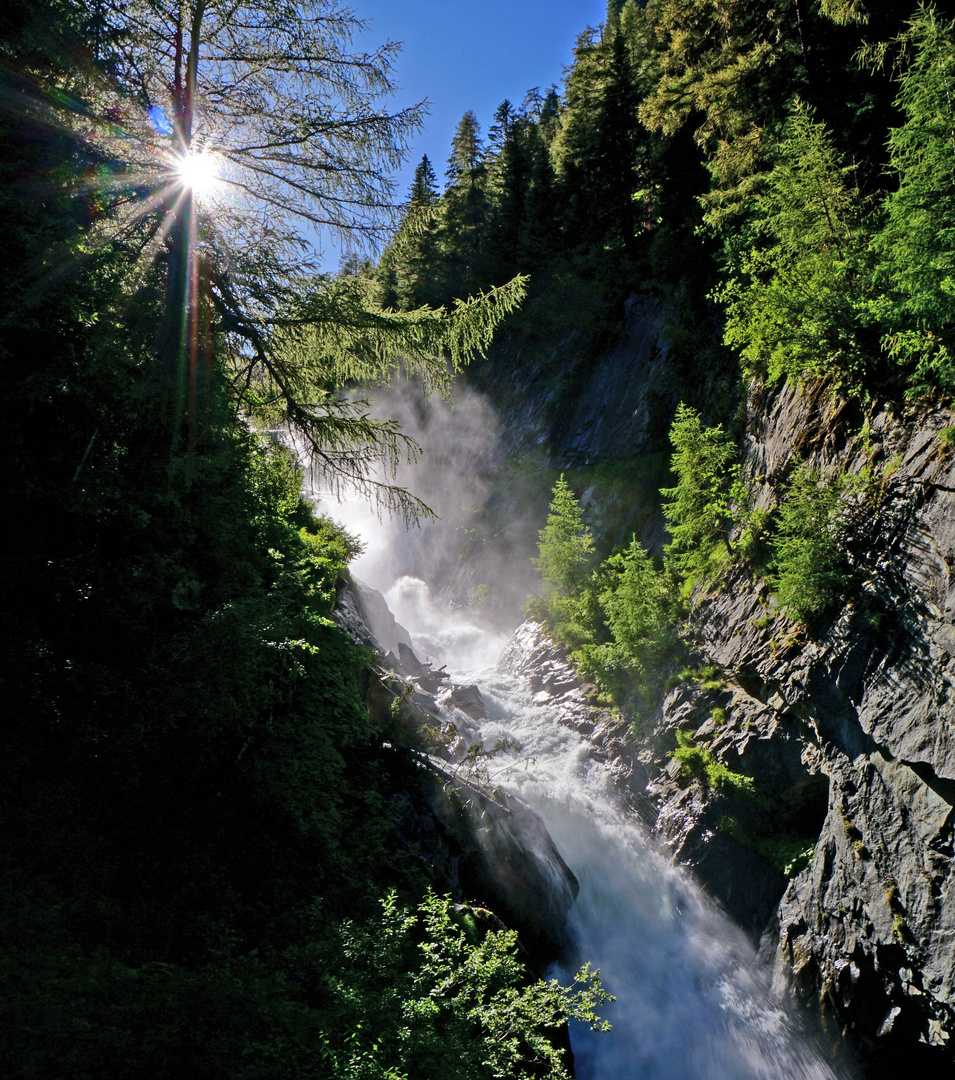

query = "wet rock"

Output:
[[334, 581, 579, 969], [429, 764, 580, 968], [499, 620, 657, 824], [443, 683, 488, 721], [677, 383, 955, 1071], [494, 382, 955, 1068]]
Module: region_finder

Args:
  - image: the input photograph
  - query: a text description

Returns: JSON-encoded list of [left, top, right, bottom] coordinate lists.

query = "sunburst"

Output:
[[175, 149, 221, 201]]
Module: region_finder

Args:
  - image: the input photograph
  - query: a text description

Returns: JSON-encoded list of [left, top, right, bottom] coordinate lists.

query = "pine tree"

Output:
[[486, 109, 535, 279], [376, 155, 444, 312], [445, 109, 485, 185], [718, 101, 869, 385], [770, 463, 851, 626], [488, 99, 518, 153], [533, 475, 596, 619], [409, 153, 440, 208], [440, 111, 491, 298], [661, 404, 741, 587], [871, 5, 955, 390], [552, 22, 645, 252], [638, 0, 810, 229]]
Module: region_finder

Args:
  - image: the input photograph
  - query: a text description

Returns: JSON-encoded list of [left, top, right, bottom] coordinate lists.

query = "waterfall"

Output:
[[335, 569, 850, 1079], [316, 386, 853, 1080]]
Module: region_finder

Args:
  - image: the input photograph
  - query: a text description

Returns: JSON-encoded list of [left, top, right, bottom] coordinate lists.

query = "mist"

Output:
[[310, 378, 547, 633]]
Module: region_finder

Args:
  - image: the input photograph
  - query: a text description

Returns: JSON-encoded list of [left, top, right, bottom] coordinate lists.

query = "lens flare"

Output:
[[176, 150, 219, 198]]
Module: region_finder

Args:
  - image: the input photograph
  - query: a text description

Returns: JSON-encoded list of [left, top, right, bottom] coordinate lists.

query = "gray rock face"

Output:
[[492, 380, 955, 1074], [658, 383, 955, 1074], [478, 295, 678, 464]]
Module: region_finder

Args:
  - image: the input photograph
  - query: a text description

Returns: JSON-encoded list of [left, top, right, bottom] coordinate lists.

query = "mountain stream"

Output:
[[350, 569, 849, 1080], [317, 386, 851, 1079]]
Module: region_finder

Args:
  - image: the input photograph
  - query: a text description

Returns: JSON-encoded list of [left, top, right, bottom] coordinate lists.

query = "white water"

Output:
[[363, 575, 847, 1080], [315, 387, 848, 1078]]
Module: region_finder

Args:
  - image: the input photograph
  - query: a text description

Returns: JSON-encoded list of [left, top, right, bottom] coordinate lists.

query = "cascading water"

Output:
[[316, 385, 853, 1080]]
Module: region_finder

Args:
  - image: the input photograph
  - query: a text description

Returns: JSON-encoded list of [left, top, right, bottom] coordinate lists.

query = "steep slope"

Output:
[[468, 315, 955, 1074], [658, 380, 955, 1074]]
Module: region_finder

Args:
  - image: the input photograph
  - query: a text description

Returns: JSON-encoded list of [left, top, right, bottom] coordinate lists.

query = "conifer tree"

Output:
[[440, 111, 491, 298], [533, 475, 596, 615], [486, 109, 536, 279], [718, 101, 868, 385], [661, 405, 741, 586], [488, 99, 518, 153], [871, 5, 955, 390]]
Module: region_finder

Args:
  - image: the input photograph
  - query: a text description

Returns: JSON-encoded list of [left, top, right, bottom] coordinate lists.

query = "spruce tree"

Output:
[[661, 405, 741, 587], [872, 6, 955, 390], [718, 101, 868, 385], [441, 111, 491, 298]]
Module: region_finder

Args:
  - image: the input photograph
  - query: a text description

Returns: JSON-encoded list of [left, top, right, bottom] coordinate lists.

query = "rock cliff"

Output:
[[678, 380, 955, 1075], [494, 376, 955, 1076]]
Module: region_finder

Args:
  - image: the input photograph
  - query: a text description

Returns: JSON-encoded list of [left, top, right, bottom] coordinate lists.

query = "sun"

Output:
[[176, 150, 220, 199]]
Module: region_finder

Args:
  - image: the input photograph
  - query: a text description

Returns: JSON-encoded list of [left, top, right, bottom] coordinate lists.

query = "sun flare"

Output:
[[176, 150, 220, 199]]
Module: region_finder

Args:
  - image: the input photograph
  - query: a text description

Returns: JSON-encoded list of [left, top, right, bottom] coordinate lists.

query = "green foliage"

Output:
[[661, 404, 741, 588], [530, 474, 597, 624], [869, 6, 955, 392], [0, 10, 600, 1080], [571, 537, 682, 703], [671, 731, 763, 803], [769, 462, 853, 626], [531, 479, 683, 705], [716, 816, 816, 878], [665, 663, 724, 691], [717, 102, 870, 385], [292, 891, 611, 1080], [1, 891, 610, 1080]]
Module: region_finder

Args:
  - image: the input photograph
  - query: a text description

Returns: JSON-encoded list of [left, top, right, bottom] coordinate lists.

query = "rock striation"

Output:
[[341, 344, 955, 1072], [500, 379, 955, 1076], [699, 381, 955, 1075]]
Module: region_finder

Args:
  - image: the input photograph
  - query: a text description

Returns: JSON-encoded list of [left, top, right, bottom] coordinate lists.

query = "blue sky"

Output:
[[326, 0, 609, 263]]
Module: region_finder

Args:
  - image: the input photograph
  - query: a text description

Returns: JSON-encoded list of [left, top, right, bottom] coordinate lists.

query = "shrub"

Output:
[[531, 481, 683, 707], [671, 731, 763, 803]]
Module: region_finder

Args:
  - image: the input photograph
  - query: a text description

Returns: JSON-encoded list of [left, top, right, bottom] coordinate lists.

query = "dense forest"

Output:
[[4, 0, 955, 1076], [379, 0, 955, 409]]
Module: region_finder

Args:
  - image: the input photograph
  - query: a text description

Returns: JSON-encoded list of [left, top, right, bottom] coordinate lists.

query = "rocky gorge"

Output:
[[317, 287, 955, 1075], [340, 294, 955, 1076]]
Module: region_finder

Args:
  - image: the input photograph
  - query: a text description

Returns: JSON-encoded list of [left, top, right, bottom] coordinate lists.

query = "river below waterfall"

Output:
[[366, 573, 851, 1080]]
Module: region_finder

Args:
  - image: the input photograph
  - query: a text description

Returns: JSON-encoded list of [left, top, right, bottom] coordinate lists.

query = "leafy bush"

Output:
[[289, 891, 611, 1080]]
